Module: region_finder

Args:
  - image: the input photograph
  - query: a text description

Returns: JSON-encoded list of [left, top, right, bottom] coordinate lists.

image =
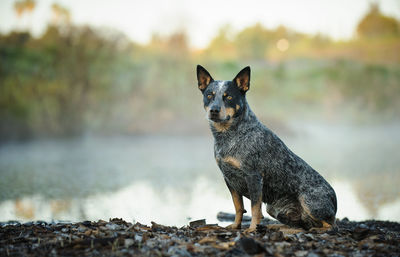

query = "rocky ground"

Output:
[[1, 212, 399, 257]]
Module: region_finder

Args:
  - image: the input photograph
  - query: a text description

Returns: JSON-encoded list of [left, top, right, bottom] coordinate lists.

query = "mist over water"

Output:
[[1, 120, 399, 226]]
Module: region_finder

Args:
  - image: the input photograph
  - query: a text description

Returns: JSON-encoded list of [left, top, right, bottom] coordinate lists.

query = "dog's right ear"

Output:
[[197, 65, 214, 92]]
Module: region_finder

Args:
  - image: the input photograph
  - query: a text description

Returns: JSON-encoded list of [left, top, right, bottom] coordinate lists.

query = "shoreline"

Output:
[[1, 213, 400, 256]]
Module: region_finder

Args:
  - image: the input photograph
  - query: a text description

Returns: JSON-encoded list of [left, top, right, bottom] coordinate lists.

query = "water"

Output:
[[1, 121, 399, 226]]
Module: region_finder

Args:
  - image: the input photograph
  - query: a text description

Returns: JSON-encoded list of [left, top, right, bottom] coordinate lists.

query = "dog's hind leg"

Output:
[[266, 198, 305, 229], [266, 203, 303, 233], [266, 223, 304, 234], [298, 194, 337, 232]]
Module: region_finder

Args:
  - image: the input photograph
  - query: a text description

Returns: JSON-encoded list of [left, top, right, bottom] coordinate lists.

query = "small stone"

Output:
[[189, 219, 206, 228], [82, 221, 92, 227], [98, 226, 107, 231], [304, 233, 315, 240], [352, 227, 370, 241], [146, 239, 157, 248], [8, 221, 21, 226], [134, 234, 143, 242], [233, 232, 241, 242], [306, 252, 320, 257], [270, 231, 284, 241], [284, 234, 297, 241], [97, 219, 107, 225], [295, 250, 309, 257], [105, 223, 121, 230], [237, 237, 266, 255], [359, 223, 368, 229], [77, 225, 87, 233], [167, 247, 192, 257], [124, 238, 134, 248]]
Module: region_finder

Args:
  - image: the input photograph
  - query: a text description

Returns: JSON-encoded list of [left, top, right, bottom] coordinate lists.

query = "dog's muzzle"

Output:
[[209, 113, 231, 123], [208, 105, 231, 123]]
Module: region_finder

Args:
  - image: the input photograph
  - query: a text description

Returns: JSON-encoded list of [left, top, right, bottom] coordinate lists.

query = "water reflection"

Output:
[[0, 122, 399, 224]]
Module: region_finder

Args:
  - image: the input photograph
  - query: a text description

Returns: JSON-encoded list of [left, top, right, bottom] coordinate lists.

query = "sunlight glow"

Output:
[[0, 0, 399, 48], [276, 38, 289, 52]]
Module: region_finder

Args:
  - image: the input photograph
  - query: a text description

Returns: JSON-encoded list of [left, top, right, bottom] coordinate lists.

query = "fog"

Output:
[[1, 120, 399, 225]]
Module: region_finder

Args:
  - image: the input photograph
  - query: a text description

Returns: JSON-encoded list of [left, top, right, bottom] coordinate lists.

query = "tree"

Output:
[[234, 23, 270, 60], [51, 3, 71, 25], [14, 0, 35, 17], [357, 3, 400, 38], [206, 25, 236, 60], [13, 0, 36, 30]]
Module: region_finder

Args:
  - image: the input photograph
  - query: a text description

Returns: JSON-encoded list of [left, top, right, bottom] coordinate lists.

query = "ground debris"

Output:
[[0, 215, 399, 256], [189, 219, 206, 228]]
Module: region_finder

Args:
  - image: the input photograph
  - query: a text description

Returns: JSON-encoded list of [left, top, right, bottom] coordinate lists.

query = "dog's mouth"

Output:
[[209, 115, 231, 123]]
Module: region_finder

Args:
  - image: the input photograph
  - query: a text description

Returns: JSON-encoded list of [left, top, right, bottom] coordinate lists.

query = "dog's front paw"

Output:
[[243, 226, 257, 234], [226, 223, 241, 230]]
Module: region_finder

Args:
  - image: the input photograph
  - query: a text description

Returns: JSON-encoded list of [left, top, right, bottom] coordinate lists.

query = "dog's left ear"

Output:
[[233, 66, 250, 93]]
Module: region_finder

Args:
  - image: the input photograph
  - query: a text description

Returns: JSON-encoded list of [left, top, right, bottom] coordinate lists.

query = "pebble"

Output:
[[306, 252, 320, 257], [270, 231, 284, 241], [5, 221, 21, 226], [146, 239, 157, 248], [167, 247, 192, 257], [304, 233, 315, 240], [105, 223, 121, 230], [124, 238, 134, 248], [238, 237, 266, 255], [82, 221, 92, 227], [295, 250, 309, 257], [134, 234, 143, 242], [78, 225, 88, 233], [1, 217, 399, 256], [189, 219, 206, 228]]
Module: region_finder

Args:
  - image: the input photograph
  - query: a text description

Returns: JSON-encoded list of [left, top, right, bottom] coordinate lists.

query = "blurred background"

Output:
[[0, 0, 400, 225]]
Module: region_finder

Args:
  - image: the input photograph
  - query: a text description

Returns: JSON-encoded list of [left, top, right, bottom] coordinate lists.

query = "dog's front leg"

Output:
[[225, 180, 246, 229], [245, 174, 263, 233]]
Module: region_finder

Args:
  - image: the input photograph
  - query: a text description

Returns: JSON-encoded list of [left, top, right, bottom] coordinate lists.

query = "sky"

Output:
[[1, 0, 400, 48]]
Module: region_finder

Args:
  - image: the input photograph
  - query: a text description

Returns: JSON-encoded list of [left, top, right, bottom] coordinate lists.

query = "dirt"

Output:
[[1, 213, 399, 257]]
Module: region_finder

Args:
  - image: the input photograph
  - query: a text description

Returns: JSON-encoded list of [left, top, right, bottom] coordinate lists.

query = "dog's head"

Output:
[[196, 65, 250, 130]]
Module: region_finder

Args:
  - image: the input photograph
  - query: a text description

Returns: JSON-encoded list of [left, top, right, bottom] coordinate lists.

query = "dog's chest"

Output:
[[214, 138, 250, 196], [214, 138, 247, 177]]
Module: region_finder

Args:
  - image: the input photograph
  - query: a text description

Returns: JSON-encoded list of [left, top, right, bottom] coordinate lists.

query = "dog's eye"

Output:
[[207, 94, 213, 99], [226, 96, 233, 100]]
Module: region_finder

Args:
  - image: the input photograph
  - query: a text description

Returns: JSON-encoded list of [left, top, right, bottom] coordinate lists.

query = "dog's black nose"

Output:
[[210, 107, 220, 115]]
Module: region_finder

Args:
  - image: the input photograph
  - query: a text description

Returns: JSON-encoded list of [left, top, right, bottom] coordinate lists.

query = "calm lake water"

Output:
[[1, 121, 400, 226]]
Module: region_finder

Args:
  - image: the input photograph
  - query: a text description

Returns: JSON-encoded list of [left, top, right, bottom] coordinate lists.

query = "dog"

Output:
[[196, 65, 337, 233]]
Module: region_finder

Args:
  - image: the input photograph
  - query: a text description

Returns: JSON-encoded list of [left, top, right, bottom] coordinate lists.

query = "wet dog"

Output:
[[196, 65, 337, 232]]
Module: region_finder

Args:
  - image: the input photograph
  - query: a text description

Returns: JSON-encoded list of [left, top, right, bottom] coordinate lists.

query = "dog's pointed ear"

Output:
[[197, 65, 214, 92], [233, 66, 250, 93]]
